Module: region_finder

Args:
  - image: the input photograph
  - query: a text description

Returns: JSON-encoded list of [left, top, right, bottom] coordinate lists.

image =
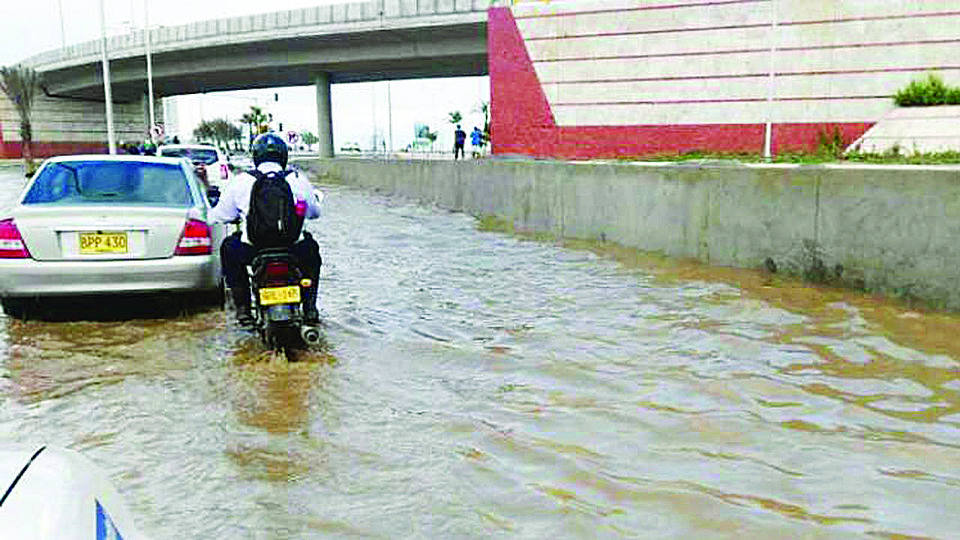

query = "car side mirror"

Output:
[[207, 186, 221, 207]]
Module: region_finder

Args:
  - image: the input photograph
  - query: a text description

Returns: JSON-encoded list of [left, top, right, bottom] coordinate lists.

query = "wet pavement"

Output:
[[1, 165, 960, 538]]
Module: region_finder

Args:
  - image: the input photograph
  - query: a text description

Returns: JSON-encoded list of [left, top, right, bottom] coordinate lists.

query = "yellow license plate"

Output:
[[79, 232, 128, 254], [259, 286, 301, 306]]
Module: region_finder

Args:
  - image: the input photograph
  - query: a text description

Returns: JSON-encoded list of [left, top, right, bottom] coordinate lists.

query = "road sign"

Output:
[[286, 131, 299, 144], [150, 123, 164, 139]]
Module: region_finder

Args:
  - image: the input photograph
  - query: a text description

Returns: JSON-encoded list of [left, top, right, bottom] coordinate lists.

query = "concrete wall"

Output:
[[492, 0, 960, 158], [297, 157, 960, 310], [851, 105, 960, 155], [1, 92, 160, 158]]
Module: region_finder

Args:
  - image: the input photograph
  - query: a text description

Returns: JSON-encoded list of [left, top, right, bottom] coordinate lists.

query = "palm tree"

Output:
[[424, 128, 438, 152], [0, 65, 43, 175], [301, 131, 318, 151], [414, 124, 438, 152], [239, 112, 255, 148], [475, 100, 490, 146], [240, 105, 271, 149]]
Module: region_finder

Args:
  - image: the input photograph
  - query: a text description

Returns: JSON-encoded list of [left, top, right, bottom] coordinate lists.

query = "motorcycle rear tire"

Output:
[[264, 323, 302, 351]]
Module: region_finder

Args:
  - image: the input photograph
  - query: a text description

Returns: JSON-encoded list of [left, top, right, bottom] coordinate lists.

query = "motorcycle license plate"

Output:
[[259, 286, 300, 306], [79, 232, 128, 254]]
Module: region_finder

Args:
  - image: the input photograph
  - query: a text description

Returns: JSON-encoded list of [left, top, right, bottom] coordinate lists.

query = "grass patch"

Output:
[[474, 213, 557, 244], [842, 149, 960, 165], [475, 214, 513, 234], [627, 148, 960, 166]]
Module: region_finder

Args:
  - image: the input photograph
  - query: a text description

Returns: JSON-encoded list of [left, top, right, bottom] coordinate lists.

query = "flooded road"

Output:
[[2, 163, 960, 538]]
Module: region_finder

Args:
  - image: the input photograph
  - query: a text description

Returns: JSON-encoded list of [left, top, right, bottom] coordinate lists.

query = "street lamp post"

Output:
[[387, 81, 393, 155], [99, 0, 117, 154], [763, 0, 778, 161], [57, 0, 66, 49], [145, 0, 156, 144]]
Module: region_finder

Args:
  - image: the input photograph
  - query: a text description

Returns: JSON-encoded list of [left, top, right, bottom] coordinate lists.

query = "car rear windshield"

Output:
[[159, 147, 219, 165], [23, 161, 194, 207]]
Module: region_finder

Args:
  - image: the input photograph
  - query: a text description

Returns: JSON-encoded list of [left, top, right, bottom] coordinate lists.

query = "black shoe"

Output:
[[229, 286, 255, 327], [236, 310, 256, 328]]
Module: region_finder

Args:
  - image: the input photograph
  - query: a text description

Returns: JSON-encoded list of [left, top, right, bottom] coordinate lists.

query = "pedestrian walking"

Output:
[[470, 126, 484, 158], [453, 125, 466, 160]]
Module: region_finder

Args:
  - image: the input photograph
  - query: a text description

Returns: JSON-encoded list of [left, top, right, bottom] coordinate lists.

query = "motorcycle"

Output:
[[249, 247, 321, 351]]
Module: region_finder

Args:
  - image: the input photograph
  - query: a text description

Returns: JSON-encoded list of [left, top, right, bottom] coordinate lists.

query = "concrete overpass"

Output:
[[22, 0, 490, 156]]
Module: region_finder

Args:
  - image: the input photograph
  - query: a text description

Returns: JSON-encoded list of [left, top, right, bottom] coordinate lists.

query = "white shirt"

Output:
[[209, 161, 324, 243]]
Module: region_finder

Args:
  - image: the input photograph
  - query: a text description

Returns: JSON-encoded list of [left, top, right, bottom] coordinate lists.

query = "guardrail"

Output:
[[24, 0, 500, 69]]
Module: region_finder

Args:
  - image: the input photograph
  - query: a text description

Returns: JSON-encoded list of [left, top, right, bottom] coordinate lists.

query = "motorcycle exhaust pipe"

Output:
[[300, 325, 321, 345]]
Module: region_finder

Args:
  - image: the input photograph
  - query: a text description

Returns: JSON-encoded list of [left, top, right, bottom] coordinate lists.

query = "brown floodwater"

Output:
[[1, 164, 959, 538]]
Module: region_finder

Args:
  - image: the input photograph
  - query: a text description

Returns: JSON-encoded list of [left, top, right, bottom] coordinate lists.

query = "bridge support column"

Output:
[[314, 73, 334, 158]]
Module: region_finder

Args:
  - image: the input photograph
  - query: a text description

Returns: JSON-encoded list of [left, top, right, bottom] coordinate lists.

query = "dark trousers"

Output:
[[454, 143, 465, 159], [220, 232, 322, 311]]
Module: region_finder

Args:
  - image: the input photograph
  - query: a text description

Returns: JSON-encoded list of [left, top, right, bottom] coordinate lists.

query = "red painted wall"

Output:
[[0, 142, 108, 160], [488, 7, 872, 159]]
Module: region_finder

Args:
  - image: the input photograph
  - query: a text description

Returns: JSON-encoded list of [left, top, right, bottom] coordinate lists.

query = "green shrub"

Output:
[[816, 127, 846, 158], [894, 74, 960, 106]]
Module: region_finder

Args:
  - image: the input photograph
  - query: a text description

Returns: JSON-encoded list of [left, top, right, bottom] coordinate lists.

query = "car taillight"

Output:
[[0, 219, 31, 259], [175, 219, 212, 255], [220, 163, 229, 180]]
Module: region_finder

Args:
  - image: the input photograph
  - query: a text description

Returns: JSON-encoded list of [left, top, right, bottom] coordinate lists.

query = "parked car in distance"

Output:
[[157, 143, 231, 184], [339, 142, 362, 154], [0, 155, 227, 318], [228, 153, 254, 173]]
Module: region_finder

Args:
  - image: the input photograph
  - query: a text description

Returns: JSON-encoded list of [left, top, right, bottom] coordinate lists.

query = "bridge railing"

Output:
[[25, 0, 502, 69]]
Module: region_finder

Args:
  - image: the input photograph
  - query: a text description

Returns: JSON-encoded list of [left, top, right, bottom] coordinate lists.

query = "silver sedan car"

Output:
[[0, 155, 227, 317]]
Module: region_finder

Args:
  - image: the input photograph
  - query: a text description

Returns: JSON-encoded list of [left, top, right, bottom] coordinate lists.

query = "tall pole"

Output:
[[387, 81, 393, 155], [57, 0, 66, 49], [371, 84, 377, 153], [763, 0, 778, 161], [100, 0, 116, 154], [145, 0, 156, 143]]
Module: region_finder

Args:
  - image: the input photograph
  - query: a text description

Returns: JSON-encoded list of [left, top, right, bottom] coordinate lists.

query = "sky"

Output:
[[1, 0, 490, 151]]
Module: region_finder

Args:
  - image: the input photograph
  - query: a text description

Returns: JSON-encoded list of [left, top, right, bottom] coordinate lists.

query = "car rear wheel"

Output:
[[1, 298, 28, 319], [196, 279, 226, 309]]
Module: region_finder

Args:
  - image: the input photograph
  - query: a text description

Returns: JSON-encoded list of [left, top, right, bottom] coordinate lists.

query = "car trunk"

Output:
[[13, 206, 191, 262]]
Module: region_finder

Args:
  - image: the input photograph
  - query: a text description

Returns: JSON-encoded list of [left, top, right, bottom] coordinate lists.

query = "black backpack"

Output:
[[245, 169, 304, 248]]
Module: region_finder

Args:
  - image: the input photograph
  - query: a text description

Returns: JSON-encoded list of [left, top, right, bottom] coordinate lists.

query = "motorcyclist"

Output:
[[209, 133, 323, 326]]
